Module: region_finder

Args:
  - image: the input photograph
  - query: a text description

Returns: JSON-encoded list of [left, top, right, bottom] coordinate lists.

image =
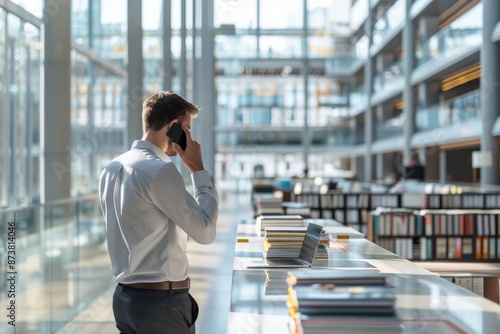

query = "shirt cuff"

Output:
[[191, 170, 213, 189]]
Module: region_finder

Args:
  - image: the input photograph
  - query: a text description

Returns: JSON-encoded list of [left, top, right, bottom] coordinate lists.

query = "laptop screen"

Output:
[[298, 223, 322, 264]]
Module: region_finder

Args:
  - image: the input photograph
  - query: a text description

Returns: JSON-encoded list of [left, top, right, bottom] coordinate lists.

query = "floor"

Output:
[[55, 191, 252, 334]]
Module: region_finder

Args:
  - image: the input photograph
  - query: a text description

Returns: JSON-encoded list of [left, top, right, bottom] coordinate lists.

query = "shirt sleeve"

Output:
[[150, 164, 219, 244]]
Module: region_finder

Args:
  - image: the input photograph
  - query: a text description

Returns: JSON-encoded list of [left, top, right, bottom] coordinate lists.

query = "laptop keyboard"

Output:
[[267, 259, 304, 266]]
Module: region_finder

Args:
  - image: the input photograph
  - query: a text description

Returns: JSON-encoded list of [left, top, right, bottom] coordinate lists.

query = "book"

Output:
[[286, 269, 386, 286], [289, 284, 396, 315], [256, 215, 304, 233], [263, 228, 330, 259], [289, 316, 403, 334]]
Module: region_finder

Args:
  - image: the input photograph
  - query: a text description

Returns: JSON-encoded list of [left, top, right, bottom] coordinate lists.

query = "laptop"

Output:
[[240, 223, 323, 268]]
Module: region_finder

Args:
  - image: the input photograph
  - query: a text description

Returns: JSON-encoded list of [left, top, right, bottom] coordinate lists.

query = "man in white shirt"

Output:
[[98, 91, 218, 334]]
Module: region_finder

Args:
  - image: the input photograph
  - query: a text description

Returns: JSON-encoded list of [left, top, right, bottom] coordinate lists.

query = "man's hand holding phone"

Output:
[[168, 123, 204, 173]]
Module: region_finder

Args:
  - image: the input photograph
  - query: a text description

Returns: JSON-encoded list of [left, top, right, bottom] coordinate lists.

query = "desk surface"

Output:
[[229, 219, 500, 334]]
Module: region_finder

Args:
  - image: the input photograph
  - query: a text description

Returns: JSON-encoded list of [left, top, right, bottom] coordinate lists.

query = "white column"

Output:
[[40, 0, 72, 202], [126, 0, 143, 148], [196, 0, 215, 177], [480, 0, 500, 185]]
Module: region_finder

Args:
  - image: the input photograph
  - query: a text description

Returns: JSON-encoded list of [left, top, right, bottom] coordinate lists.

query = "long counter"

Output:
[[228, 219, 500, 334]]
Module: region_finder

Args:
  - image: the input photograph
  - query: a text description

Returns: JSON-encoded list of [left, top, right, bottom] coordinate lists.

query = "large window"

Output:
[[0, 10, 41, 207]]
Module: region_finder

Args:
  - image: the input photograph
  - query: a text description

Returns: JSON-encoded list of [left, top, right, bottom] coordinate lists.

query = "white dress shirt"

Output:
[[98, 140, 218, 284]]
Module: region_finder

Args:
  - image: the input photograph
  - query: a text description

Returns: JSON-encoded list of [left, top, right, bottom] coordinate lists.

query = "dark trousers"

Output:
[[113, 284, 199, 334]]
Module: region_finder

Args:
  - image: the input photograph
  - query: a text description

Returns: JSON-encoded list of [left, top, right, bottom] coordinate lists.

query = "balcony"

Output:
[[415, 90, 480, 132], [373, 60, 404, 94], [375, 115, 404, 141], [349, 85, 368, 115], [372, 0, 405, 48], [415, 4, 482, 68], [215, 125, 355, 151]]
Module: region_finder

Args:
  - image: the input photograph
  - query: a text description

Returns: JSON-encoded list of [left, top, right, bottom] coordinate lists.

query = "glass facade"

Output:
[[0, 0, 494, 200], [214, 0, 354, 186], [0, 10, 41, 208], [0, 196, 110, 333]]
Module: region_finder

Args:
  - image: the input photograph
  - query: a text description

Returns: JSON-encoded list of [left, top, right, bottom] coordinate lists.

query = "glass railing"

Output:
[[375, 114, 405, 140], [216, 124, 355, 147], [352, 128, 365, 145], [354, 35, 369, 60], [415, 90, 481, 132], [416, 3, 482, 67], [0, 195, 112, 333], [350, 0, 369, 32], [372, 0, 405, 47], [349, 85, 368, 110], [215, 32, 366, 62], [373, 60, 404, 93]]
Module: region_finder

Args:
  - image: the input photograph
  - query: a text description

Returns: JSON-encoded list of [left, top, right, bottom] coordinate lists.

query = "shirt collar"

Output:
[[131, 140, 172, 163]]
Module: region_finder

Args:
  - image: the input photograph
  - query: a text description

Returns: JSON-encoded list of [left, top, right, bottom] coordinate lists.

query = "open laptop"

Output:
[[240, 223, 322, 268]]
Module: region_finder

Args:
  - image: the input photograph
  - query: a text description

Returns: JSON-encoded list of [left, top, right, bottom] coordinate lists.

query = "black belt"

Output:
[[121, 277, 190, 291]]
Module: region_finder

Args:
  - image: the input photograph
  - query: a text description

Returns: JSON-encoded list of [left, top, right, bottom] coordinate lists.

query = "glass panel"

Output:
[[259, 36, 302, 58], [0, 197, 111, 333], [375, 114, 404, 140], [350, 84, 367, 110], [72, 0, 90, 47], [0, 13, 41, 207], [9, 0, 43, 18], [416, 90, 481, 132], [71, 50, 126, 196], [259, 0, 303, 29], [215, 0, 257, 29], [100, 0, 127, 25], [13, 31, 28, 204], [143, 0, 162, 31], [27, 23, 41, 204], [354, 35, 369, 60], [351, 0, 369, 31], [416, 3, 482, 67], [308, 36, 334, 58], [307, 0, 350, 30], [75, 199, 111, 309], [0, 9, 7, 207], [373, 60, 404, 93], [72, 0, 127, 62], [171, 0, 181, 29], [215, 35, 257, 59], [372, 0, 405, 47]]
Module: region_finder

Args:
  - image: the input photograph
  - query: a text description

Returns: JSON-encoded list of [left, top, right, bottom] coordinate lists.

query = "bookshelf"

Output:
[[369, 208, 500, 262], [291, 192, 401, 235], [288, 191, 500, 251]]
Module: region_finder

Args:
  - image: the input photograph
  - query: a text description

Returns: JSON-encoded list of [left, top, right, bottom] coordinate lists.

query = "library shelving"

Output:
[[291, 192, 401, 235], [369, 208, 500, 261]]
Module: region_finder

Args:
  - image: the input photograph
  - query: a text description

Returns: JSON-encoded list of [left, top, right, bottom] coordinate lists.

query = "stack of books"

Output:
[[255, 215, 304, 233], [263, 226, 330, 259], [264, 270, 289, 295], [255, 194, 284, 216], [286, 269, 398, 333]]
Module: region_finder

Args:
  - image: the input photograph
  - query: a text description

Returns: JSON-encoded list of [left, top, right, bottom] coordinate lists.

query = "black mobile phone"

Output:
[[166, 122, 187, 150]]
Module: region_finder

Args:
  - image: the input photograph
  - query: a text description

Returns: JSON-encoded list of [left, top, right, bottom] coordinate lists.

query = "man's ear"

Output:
[[166, 119, 179, 129]]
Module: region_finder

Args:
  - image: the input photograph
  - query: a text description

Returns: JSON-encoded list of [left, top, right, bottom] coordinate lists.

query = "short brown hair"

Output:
[[142, 91, 199, 133]]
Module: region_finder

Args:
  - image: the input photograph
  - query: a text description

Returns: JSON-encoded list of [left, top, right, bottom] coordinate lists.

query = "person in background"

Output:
[[98, 91, 219, 334]]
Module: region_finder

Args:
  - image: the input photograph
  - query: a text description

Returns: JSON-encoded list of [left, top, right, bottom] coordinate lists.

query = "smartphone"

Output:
[[166, 122, 187, 150]]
